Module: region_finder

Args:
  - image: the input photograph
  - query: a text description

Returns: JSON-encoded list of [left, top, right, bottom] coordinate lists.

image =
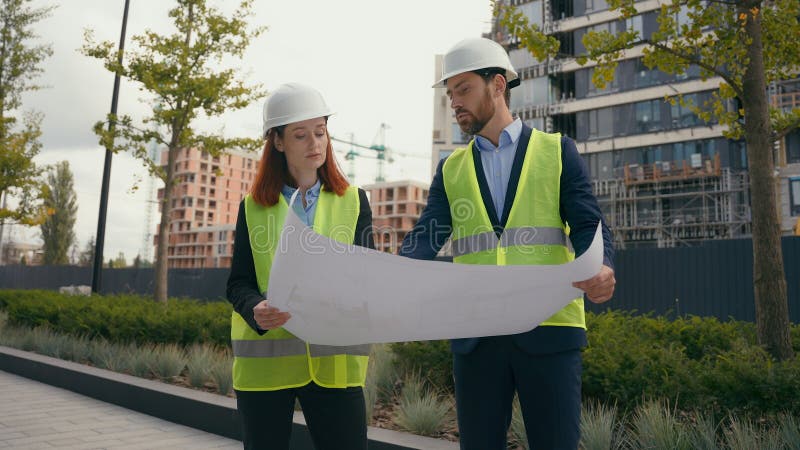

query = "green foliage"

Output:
[[364, 344, 396, 421], [491, 0, 559, 60], [148, 343, 187, 380], [688, 411, 721, 450], [580, 401, 626, 450], [777, 413, 800, 449], [40, 161, 77, 265], [125, 344, 154, 378], [394, 373, 452, 437], [107, 251, 127, 268], [80, 0, 265, 303], [390, 340, 453, 391], [0, 290, 231, 347], [509, 395, 528, 450], [0, 111, 48, 226], [631, 400, 692, 450], [80, 0, 265, 179], [209, 355, 232, 396], [0, 0, 54, 226], [186, 343, 216, 388], [389, 311, 800, 418], [497, 0, 800, 142], [724, 416, 783, 450]]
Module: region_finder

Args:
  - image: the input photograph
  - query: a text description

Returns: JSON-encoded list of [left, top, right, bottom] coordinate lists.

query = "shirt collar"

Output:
[[474, 118, 523, 152], [282, 179, 321, 202]]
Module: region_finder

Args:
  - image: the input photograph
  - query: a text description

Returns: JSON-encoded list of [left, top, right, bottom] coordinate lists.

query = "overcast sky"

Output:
[[8, 0, 492, 263]]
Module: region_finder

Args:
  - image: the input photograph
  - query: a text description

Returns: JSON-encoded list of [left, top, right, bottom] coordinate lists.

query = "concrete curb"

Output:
[[0, 346, 458, 450]]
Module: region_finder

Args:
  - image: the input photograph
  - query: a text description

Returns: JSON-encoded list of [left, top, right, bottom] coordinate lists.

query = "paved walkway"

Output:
[[0, 370, 241, 449]]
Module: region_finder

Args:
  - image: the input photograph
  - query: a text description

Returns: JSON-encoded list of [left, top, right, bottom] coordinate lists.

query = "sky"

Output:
[[7, 0, 493, 264]]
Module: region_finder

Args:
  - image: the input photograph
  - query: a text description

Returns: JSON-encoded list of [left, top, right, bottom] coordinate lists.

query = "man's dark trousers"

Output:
[[452, 334, 582, 450]]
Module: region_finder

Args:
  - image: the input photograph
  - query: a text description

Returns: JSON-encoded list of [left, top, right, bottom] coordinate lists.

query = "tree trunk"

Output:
[[740, 2, 793, 360], [153, 142, 176, 303]]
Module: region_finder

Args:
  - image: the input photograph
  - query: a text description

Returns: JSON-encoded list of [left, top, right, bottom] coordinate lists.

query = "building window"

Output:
[[786, 130, 800, 164], [635, 100, 661, 133], [586, 66, 619, 96], [588, 107, 614, 139], [790, 178, 800, 216], [438, 149, 453, 161]]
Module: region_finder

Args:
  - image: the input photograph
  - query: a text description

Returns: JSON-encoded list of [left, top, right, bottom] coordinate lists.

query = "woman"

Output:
[[226, 83, 374, 450]]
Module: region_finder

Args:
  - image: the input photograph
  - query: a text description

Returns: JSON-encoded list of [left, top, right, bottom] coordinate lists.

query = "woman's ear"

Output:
[[274, 135, 284, 152]]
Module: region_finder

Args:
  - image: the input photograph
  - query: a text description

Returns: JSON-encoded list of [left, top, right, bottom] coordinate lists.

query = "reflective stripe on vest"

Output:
[[233, 340, 371, 358], [452, 226, 568, 258], [442, 128, 585, 329], [231, 186, 371, 391]]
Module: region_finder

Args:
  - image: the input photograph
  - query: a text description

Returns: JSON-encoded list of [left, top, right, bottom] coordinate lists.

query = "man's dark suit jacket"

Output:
[[399, 125, 614, 355]]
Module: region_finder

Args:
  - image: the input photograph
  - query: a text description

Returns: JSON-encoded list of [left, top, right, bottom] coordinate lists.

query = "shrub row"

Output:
[[3, 290, 800, 417], [0, 290, 231, 347], [391, 311, 800, 417]]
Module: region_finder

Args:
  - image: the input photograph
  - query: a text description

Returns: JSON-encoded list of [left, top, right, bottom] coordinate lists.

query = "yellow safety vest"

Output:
[[231, 186, 371, 391], [442, 129, 585, 329]]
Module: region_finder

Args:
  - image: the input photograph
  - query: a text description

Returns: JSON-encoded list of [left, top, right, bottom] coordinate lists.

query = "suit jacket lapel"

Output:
[[500, 125, 532, 228]]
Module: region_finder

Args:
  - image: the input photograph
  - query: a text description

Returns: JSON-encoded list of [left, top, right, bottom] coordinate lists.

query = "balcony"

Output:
[[623, 154, 721, 186]]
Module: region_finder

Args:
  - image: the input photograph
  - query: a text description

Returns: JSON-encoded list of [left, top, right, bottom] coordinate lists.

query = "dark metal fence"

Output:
[[1, 236, 799, 322], [0, 266, 230, 301], [584, 236, 800, 322]]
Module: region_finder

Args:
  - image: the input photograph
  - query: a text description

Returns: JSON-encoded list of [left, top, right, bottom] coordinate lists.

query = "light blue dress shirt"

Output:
[[473, 118, 523, 219], [281, 180, 321, 227]]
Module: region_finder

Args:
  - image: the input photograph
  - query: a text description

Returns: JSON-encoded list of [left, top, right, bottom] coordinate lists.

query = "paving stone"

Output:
[[0, 370, 241, 449]]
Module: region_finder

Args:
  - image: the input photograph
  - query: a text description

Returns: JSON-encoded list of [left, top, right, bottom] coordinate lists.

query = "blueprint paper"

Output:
[[266, 203, 603, 346]]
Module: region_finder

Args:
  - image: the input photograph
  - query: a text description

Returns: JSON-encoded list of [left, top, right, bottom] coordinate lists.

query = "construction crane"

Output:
[[331, 123, 428, 183], [140, 104, 162, 263]]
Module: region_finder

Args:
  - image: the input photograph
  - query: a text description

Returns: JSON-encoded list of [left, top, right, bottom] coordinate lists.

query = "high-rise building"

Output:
[[773, 80, 800, 234], [156, 147, 260, 268], [433, 0, 797, 248], [364, 180, 429, 254]]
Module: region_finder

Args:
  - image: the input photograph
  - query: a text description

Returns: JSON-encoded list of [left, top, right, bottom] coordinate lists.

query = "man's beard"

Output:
[[457, 88, 496, 136]]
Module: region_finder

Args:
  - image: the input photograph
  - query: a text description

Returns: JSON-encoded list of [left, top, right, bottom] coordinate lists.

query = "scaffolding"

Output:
[[593, 156, 751, 249]]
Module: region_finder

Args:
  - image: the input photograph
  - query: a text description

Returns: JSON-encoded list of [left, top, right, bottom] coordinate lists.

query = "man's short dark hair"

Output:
[[473, 68, 512, 107]]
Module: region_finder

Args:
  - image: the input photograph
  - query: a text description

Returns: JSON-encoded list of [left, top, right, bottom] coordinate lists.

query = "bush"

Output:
[[390, 340, 452, 391], [0, 290, 231, 347], [630, 400, 692, 450], [186, 344, 216, 388], [394, 373, 452, 437], [580, 401, 625, 450], [389, 310, 800, 418]]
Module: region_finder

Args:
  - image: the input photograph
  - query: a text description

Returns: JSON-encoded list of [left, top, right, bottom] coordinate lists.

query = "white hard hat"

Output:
[[262, 83, 334, 138], [433, 37, 519, 89]]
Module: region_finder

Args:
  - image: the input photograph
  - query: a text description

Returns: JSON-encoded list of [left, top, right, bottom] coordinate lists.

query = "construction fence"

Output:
[[1, 236, 799, 323]]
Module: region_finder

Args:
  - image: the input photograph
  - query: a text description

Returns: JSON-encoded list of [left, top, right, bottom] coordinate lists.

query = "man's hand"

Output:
[[253, 300, 291, 330], [573, 265, 615, 304]]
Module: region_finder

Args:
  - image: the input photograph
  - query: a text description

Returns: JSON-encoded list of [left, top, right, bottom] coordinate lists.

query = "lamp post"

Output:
[[91, 0, 131, 293]]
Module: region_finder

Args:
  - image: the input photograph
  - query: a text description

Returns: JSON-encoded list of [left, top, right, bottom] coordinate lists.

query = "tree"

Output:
[[132, 253, 153, 269], [0, 0, 54, 229], [40, 161, 77, 265], [496, 0, 799, 359], [108, 251, 126, 268], [78, 236, 95, 267], [82, 0, 264, 302]]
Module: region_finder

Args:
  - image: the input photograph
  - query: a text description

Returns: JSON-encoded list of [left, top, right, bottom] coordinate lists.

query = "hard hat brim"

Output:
[[263, 110, 335, 139], [432, 67, 520, 89]]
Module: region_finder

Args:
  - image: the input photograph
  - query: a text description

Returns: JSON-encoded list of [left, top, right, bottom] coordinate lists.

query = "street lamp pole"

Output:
[[91, 0, 131, 293]]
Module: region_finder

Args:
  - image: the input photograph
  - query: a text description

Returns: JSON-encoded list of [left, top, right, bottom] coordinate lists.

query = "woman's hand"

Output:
[[253, 300, 291, 330]]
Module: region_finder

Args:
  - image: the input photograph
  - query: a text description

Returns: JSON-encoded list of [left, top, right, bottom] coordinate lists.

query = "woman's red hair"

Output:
[[250, 123, 349, 206]]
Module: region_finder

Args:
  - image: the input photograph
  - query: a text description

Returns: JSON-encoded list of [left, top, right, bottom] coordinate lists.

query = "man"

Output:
[[399, 37, 616, 449]]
